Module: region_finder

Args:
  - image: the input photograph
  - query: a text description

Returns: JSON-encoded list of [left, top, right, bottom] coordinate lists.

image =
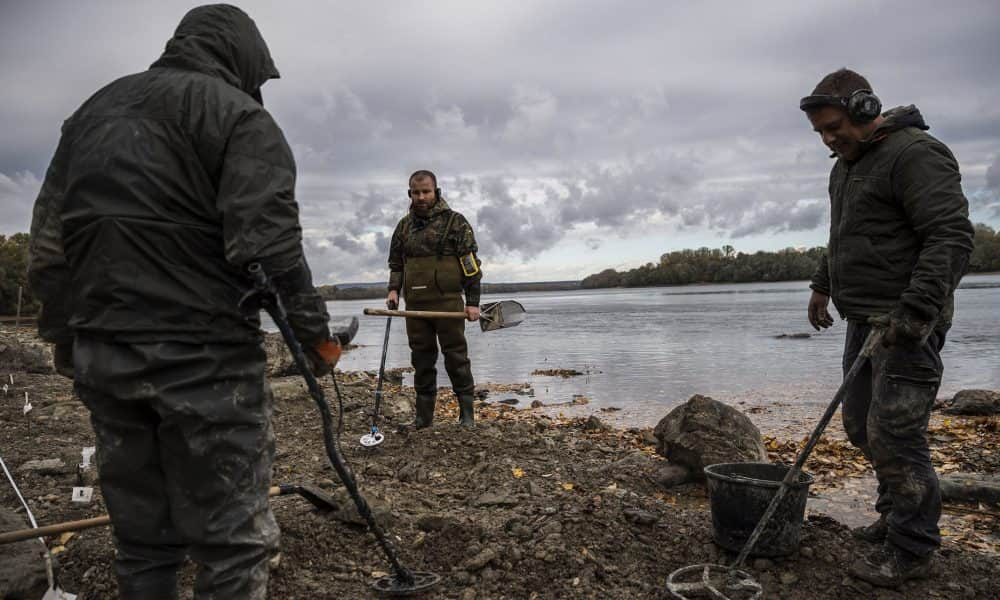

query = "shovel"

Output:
[[363, 299, 526, 332], [0, 483, 339, 546]]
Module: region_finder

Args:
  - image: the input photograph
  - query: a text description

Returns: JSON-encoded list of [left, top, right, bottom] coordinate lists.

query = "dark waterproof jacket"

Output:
[[810, 106, 974, 326], [28, 5, 329, 346], [387, 197, 483, 306]]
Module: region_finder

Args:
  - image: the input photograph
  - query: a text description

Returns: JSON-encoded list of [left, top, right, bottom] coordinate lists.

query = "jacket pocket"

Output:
[[403, 260, 437, 303]]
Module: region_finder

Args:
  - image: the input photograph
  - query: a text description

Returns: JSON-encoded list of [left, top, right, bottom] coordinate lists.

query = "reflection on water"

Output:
[[280, 274, 1000, 428]]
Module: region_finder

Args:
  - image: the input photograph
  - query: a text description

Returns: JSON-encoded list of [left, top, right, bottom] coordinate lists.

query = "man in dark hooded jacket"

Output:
[[28, 5, 335, 599], [801, 68, 974, 588]]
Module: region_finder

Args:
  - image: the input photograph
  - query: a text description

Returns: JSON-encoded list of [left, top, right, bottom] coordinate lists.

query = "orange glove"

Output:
[[308, 338, 342, 376]]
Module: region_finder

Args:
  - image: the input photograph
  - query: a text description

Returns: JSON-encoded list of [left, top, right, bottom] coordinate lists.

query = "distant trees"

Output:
[[0, 233, 38, 315], [582, 225, 1000, 290]]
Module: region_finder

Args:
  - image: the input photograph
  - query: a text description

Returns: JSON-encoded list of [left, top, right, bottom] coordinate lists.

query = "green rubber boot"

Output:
[[458, 394, 475, 427], [414, 394, 436, 429]]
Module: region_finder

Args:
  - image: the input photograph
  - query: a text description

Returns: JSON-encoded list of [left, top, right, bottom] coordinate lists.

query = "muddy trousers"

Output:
[[841, 321, 944, 557], [405, 309, 475, 396], [73, 337, 278, 600]]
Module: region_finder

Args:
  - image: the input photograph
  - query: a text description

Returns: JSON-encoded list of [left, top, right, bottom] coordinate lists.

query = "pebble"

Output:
[[800, 546, 815, 558], [779, 572, 798, 585], [752, 558, 774, 570]]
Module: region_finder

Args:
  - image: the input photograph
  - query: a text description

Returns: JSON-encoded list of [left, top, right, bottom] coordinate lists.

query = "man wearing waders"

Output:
[[801, 68, 974, 588], [28, 6, 340, 599], [386, 170, 483, 428]]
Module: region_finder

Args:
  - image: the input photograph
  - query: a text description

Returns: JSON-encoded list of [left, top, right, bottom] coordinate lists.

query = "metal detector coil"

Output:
[[372, 571, 442, 596], [360, 429, 385, 447], [667, 564, 762, 600]]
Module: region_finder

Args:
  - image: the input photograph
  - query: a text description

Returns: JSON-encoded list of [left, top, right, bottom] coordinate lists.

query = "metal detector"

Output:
[[360, 313, 393, 448], [243, 264, 439, 596], [666, 328, 884, 600]]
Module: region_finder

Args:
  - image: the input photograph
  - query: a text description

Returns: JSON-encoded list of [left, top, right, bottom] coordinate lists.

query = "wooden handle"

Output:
[[364, 308, 466, 319], [0, 486, 286, 546]]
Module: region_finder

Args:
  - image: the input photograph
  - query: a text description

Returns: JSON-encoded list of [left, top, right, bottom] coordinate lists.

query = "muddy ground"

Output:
[[1, 329, 998, 599]]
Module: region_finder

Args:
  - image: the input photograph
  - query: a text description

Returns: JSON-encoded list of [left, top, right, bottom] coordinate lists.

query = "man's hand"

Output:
[[53, 341, 74, 380], [386, 290, 399, 310], [465, 305, 480, 322], [807, 290, 834, 331], [877, 308, 933, 349], [306, 338, 341, 377]]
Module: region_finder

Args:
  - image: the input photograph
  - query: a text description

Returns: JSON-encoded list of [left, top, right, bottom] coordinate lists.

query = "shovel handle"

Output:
[[364, 308, 466, 319], [0, 486, 288, 545]]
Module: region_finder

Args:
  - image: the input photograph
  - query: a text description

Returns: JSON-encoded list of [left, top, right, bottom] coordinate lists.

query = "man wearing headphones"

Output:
[[386, 170, 483, 428], [801, 69, 974, 587]]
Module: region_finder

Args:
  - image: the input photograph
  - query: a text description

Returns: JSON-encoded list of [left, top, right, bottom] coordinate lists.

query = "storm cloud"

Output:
[[2, 0, 998, 282]]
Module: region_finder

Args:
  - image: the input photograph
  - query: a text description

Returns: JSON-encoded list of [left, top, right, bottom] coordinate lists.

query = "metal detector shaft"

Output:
[[364, 308, 465, 319], [732, 328, 884, 568], [248, 264, 414, 586], [372, 316, 392, 428]]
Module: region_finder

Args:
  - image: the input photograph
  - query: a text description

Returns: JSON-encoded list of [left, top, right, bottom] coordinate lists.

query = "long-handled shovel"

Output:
[[245, 264, 439, 596], [363, 299, 526, 332], [667, 327, 885, 600], [0, 483, 339, 546]]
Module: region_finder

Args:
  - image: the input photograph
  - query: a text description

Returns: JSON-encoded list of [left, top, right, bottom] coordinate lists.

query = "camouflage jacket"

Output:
[[388, 197, 483, 306]]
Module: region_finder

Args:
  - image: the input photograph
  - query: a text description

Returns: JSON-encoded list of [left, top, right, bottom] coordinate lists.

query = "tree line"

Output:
[[581, 223, 1000, 289], [2, 223, 999, 314]]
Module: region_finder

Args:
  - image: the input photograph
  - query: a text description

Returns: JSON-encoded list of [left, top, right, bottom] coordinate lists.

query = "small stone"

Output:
[[752, 558, 774, 570], [779, 572, 798, 585], [622, 508, 658, 526], [463, 548, 498, 571], [800, 546, 815, 558], [583, 415, 607, 431], [531, 400, 544, 408], [18, 458, 66, 475], [462, 589, 476, 600], [268, 552, 282, 570]]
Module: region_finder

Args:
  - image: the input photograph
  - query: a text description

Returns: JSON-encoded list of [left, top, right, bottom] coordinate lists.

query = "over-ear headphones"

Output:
[[799, 89, 882, 124]]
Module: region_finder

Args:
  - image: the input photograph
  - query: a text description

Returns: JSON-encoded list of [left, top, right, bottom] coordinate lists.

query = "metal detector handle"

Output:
[[732, 327, 884, 568], [364, 308, 466, 319]]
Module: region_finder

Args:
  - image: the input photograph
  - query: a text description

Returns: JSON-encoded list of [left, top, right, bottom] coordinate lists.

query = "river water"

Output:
[[321, 274, 1000, 431]]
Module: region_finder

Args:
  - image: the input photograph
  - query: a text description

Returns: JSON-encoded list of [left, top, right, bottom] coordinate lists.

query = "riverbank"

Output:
[[1, 326, 998, 598]]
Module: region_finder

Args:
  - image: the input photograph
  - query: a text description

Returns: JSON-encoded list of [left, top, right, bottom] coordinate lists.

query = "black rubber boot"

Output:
[[852, 513, 889, 543], [458, 394, 475, 427], [414, 394, 436, 428]]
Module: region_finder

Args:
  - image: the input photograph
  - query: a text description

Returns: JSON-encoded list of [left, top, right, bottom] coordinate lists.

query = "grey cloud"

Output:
[[988, 154, 1000, 192]]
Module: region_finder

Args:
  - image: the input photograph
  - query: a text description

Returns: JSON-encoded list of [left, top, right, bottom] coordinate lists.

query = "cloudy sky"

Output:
[[2, 1, 998, 284]]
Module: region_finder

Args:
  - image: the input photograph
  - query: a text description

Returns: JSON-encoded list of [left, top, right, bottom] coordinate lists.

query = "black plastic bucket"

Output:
[[704, 462, 814, 557]]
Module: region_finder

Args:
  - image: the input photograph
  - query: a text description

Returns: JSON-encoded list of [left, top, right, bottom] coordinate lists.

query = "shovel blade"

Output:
[[479, 300, 526, 332]]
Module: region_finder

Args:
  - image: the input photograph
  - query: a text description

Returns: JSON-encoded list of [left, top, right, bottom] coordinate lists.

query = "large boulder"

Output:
[[653, 395, 768, 480], [0, 507, 48, 598], [941, 389, 1000, 416]]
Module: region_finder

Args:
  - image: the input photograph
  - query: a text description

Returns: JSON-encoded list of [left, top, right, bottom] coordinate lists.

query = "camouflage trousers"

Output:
[[841, 321, 944, 557], [74, 337, 278, 600], [405, 298, 475, 396]]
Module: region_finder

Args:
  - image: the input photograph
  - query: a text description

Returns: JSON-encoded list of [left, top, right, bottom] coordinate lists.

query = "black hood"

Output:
[[874, 105, 930, 135], [151, 4, 279, 101]]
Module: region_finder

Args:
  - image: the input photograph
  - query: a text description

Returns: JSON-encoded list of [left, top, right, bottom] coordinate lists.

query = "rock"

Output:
[[416, 514, 460, 533], [0, 507, 48, 598], [780, 572, 799, 585], [652, 464, 691, 488], [262, 318, 357, 377], [18, 458, 67, 475], [800, 546, 815, 558], [499, 398, 519, 405], [774, 333, 811, 339], [327, 488, 392, 526], [584, 416, 608, 431], [622, 509, 658, 526], [269, 377, 307, 401], [752, 558, 774, 570], [639, 429, 658, 446], [530, 400, 544, 409], [463, 547, 498, 571], [939, 473, 1000, 504], [473, 490, 519, 507], [653, 395, 768, 479], [0, 339, 53, 373], [941, 389, 1000, 416]]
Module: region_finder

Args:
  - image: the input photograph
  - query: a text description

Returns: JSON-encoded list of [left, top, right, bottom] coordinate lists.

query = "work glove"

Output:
[[53, 341, 74, 380], [304, 337, 342, 377], [868, 307, 933, 349]]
